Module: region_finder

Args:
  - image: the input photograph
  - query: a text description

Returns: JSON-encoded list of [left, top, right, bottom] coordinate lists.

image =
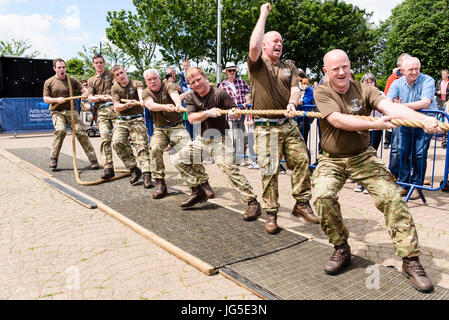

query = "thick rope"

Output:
[[67, 78, 130, 186], [123, 99, 449, 131]]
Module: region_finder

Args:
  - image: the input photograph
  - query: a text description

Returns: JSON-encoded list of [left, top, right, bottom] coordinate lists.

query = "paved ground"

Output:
[[1, 130, 449, 300]]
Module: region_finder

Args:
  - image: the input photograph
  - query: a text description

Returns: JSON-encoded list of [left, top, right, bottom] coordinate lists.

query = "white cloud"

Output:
[[59, 5, 80, 30], [344, 0, 403, 24], [0, 13, 59, 58]]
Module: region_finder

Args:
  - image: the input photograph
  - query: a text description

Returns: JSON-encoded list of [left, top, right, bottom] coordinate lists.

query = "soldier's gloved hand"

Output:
[[205, 108, 222, 118]]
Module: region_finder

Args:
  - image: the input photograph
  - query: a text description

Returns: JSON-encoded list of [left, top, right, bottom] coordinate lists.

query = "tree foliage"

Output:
[[105, 9, 157, 72], [0, 39, 40, 58], [377, 0, 449, 79], [266, 0, 376, 77]]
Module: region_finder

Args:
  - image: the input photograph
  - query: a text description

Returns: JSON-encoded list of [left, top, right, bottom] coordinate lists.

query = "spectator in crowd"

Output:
[[179, 59, 195, 140], [354, 72, 384, 194], [386, 56, 439, 200], [296, 69, 315, 143], [385, 53, 411, 179], [218, 62, 253, 166], [436, 69, 448, 148], [243, 94, 259, 169], [384, 53, 411, 152]]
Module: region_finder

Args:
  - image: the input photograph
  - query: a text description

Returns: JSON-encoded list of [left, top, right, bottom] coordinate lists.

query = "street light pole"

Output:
[[216, 0, 222, 84]]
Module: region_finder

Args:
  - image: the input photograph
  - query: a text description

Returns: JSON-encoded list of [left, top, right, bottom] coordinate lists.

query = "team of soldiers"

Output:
[[42, 2, 443, 295]]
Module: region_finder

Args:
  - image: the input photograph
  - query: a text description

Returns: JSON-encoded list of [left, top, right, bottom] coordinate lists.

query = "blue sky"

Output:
[[0, 0, 403, 61]]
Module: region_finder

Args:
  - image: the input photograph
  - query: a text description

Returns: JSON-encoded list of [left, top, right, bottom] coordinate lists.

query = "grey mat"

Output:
[[8, 147, 307, 269], [225, 241, 449, 300]]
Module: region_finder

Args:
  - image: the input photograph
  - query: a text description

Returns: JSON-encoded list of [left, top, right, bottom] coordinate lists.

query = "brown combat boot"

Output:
[[402, 257, 434, 293], [264, 212, 278, 234], [143, 172, 154, 189], [324, 241, 351, 275], [129, 167, 142, 184], [152, 179, 167, 199], [200, 181, 215, 199], [180, 186, 208, 208], [90, 159, 100, 170], [49, 158, 58, 169], [101, 167, 115, 179], [292, 201, 319, 224], [243, 199, 261, 221]]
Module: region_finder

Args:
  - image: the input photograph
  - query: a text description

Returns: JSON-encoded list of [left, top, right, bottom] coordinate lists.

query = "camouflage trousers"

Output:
[[311, 146, 420, 258], [112, 118, 150, 173], [50, 110, 97, 162], [254, 120, 311, 213], [97, 104, 118, 169], [172, 136, 256, 204], [150, 122, 202, 180]]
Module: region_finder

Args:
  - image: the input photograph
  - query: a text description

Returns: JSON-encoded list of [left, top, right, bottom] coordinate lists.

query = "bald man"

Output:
[[247, 3, 318, 234], [313, 49, 442, 293]]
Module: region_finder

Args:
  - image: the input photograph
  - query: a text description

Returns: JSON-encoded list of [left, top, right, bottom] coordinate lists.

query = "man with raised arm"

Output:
[[248, 3, 318, 234]]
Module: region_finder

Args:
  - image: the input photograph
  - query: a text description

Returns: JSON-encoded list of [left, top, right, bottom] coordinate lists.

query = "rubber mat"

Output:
[[225, 241, 449, 300], [7, 147, 308, 269]]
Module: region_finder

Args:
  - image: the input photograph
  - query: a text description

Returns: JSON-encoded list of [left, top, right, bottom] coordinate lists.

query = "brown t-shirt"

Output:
[[43, 75, 83, 111], [185, 86, 235, 136], [111, 80, 144, 116], [87, 70, 114, 108], [247, 54, 298, 118], [141, 82, 182, 127], [314, 81, 385, 157]]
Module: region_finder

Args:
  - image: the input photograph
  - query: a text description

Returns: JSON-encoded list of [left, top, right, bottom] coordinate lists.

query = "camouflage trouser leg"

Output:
[[150, 123, 195, 180], [112, 119, 150, 172], [171, 138, 211, 188], [50, 111, 68, 159], [51, 110, 97, 162], [212, 136, 257, 204], [255, 120, 311, 213], [98, 106, 118, 169], [312, 147, 420, 258]]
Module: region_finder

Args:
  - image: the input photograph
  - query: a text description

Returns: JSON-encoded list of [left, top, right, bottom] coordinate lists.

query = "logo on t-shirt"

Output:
[[282, 68, 291, 77], [350, 99, 363, 112], [129, 87, 135, 95], [162, 92, 167, 100], [104, 76, 111, 82]]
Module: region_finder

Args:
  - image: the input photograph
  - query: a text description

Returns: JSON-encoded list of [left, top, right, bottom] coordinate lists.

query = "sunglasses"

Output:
[[227, 69, 236, 73]]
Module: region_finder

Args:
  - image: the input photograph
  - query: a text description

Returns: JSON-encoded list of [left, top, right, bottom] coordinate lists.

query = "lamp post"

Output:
[[216, 0, 222, 84]]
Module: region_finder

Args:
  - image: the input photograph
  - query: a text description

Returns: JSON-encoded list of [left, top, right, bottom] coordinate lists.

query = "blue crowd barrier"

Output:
[[0, 98, 80, 135]]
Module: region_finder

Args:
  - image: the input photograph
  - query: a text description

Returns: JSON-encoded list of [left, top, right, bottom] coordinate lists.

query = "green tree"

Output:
[[0, 39, 40, 58], [377, 0, 449, 80], [105, 9, 157, 73], [65, 58, 86, 80], [267, 0, 376, 77]]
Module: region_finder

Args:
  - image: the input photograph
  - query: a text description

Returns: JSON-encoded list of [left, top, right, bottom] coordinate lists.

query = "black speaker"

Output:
[[33, 81, 45, 97], [34, 59, 54, 81], [3, 80, 32, 97], [1, 56, 34, 81]]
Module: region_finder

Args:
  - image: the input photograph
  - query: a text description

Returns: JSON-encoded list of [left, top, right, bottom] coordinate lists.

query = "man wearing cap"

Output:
[[248, 3, 319, 234], [87, 53, 123, 179], [218, 62, 252, 165], [110, 65, 154, 189]]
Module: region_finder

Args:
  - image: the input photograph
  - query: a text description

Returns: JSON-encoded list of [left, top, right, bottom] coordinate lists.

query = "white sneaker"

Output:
[[248, 162, 259, 169], [353, 185, 364, 192], [363, 189, 369, 194]]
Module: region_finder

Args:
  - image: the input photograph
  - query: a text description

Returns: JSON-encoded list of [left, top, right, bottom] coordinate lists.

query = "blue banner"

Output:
[[0, 98, 79, 133]]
